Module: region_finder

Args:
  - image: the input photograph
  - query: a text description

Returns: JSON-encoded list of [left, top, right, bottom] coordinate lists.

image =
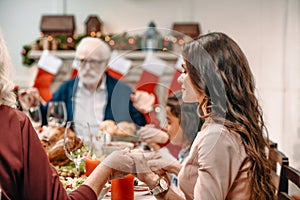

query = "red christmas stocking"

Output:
[[168, 69, 181, 94], [135, 52, 167, 127], [107, 50, 132, 79], [33, 69, 55, 102], [33, 50, 62, 102], [168, 55, 184, 94]]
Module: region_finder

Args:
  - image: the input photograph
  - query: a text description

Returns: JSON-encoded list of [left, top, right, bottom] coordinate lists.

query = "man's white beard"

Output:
[[78, 69, 104, 85]]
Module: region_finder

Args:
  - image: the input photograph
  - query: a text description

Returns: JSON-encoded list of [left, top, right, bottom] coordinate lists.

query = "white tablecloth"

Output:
[[101, 191, 155, 200]]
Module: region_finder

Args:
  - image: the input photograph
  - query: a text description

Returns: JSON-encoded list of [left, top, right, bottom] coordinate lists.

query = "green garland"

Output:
[[21, 45, 35, 66], [21, 33, 174, 67]]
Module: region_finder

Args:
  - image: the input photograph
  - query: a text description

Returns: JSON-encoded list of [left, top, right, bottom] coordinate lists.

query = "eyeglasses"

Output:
[[74, 58, 107, 69]]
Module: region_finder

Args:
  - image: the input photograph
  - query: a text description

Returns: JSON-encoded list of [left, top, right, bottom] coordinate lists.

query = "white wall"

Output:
[[0, 0, 299, 168]]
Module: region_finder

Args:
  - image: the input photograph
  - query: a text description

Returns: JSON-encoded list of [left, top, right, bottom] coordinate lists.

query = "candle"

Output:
[[85, 157, 101, 177], [111, 174, 134, 200]]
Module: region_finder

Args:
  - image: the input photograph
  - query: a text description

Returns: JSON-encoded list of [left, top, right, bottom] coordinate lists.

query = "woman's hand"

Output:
[[129, 149, 160, 188], [147, 152, 182, 175], [101, 149, 135, 180]]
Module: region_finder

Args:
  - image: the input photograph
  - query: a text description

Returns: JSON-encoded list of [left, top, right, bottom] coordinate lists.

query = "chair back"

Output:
[[278, 165, 300, 200], [269, 146, 289, 194], [269, 139, 278, 149]]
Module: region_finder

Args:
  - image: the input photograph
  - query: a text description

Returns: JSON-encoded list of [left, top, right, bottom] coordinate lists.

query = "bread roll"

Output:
[[99, 120, 117, 134], [99, 120, 137, 136], [115, 121, 136, 136]]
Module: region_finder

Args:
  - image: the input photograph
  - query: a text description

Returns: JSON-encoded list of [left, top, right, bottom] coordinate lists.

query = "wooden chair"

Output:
[[269, 139, 278, 149], [278, 165, 300, 200], [268, 146, 289, 194]]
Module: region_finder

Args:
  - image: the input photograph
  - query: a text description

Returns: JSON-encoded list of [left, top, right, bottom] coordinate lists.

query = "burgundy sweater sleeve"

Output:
[[19, 109, 97, 200]]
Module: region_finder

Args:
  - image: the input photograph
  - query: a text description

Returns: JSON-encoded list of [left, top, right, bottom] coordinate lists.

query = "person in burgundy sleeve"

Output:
[[0, 31, 134, 200]]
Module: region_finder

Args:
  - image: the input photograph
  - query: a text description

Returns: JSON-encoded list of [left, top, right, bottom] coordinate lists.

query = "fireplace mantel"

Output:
[[28, 50, 179, 60]]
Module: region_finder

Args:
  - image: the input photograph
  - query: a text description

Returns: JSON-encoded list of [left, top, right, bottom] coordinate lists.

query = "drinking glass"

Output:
[[89, 124, 105, 159], [24, 106, 42, 133], [64, 121, 92, 177], [47, 101, 67, 127]]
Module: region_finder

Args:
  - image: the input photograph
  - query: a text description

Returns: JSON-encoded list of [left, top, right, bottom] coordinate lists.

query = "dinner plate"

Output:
[[134, 185, 149, 192], [134, 190, 150, 196], [111, 135, 139, 142]]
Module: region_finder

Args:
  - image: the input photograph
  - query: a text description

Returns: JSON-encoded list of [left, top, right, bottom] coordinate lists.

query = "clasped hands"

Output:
[[101, 148, 180, 184]]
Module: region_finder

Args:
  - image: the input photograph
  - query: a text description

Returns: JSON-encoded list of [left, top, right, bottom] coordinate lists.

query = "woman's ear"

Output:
[[197, 96, 210, 118]]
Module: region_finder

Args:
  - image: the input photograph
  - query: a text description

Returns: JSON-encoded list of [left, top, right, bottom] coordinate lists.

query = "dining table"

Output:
[[101, 191, 156, 200], [99, 179, 156, 200], [42, 123, 159, 200]]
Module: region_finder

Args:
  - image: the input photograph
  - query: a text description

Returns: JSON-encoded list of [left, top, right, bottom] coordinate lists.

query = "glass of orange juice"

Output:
[[85, 156, 101, 176], [111, 174, 134, 200]]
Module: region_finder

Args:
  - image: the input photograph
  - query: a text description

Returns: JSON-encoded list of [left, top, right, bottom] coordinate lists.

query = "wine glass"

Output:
[[47, 101, 67, 127], [64, 121, 92, 177], [24, 106, 42, 133], [88, 124, 105, 159]]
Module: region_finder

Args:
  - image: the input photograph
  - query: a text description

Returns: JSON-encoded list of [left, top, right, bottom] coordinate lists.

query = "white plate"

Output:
[[104, 190, 150, 197], [134, 185, 149, 191]]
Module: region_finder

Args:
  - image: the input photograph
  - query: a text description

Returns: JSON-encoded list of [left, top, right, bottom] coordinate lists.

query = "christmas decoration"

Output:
[[21, 19, 189, 67]]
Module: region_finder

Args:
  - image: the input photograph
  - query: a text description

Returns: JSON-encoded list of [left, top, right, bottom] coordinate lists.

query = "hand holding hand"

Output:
[[147, 152, 181, 175], [128, 149, 158, 184], [101, 149, 134, 180], [18, 87, 41, 109], [130, 90, 155, 114]]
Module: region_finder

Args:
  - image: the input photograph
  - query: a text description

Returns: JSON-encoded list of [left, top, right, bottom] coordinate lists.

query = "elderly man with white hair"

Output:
[[21, 37, 146, 127]]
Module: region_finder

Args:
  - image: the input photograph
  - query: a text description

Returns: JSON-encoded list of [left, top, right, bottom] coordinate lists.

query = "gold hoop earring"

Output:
[[197, 104, 204, 118]]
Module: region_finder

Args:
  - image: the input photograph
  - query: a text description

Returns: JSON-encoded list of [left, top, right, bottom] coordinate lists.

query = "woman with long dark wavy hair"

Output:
[[179, 32, 276, 199], [130, 32, 276, 200]]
